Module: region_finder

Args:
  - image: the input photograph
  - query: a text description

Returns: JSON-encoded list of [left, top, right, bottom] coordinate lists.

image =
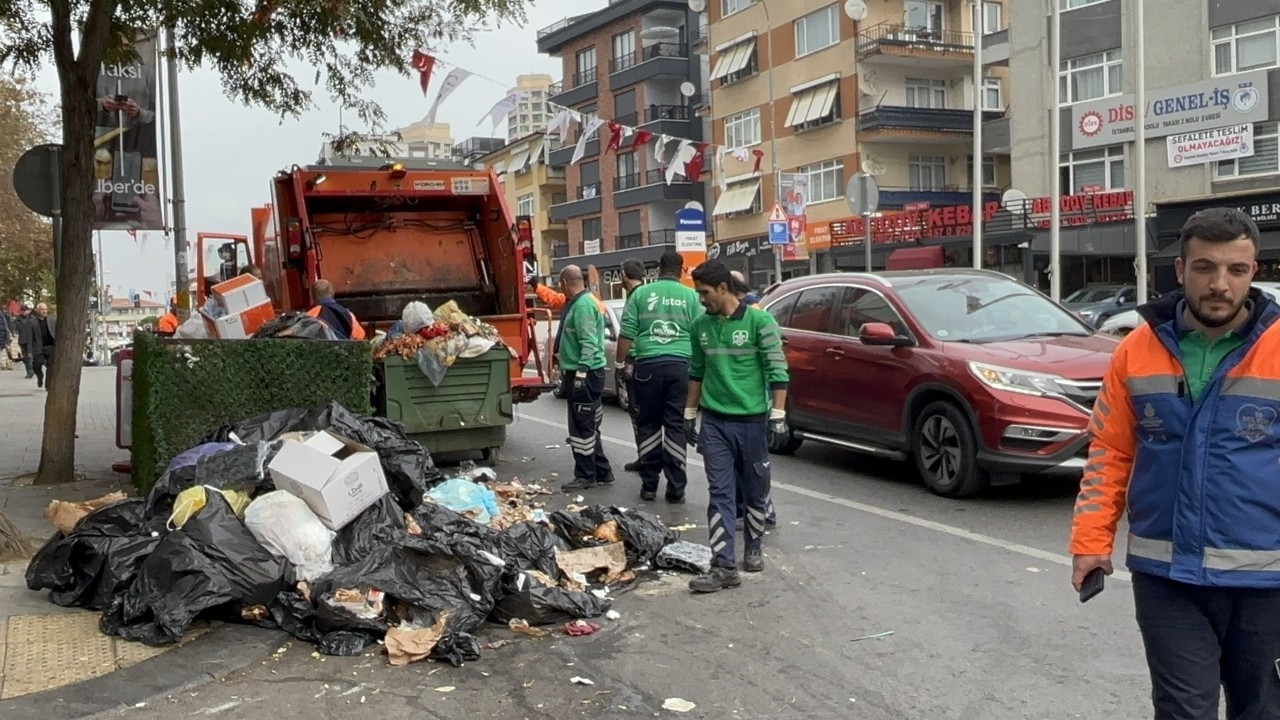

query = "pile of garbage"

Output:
[[26, 402, 709, 667], [374, 300, 508, 385]]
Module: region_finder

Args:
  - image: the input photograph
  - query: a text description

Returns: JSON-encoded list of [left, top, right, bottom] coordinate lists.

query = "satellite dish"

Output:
[[680, 82, 697, 97], [844, 0, 868, 22], [861, 156, 886, 176], [640, 26, 680, 41], [1002, 188, 1030, 215], [688, 0, 706, 12], [859, 73, 879, 95]]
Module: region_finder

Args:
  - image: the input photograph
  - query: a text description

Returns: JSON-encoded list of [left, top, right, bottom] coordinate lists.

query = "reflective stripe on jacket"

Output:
[[1069, 288, 1280, 587]]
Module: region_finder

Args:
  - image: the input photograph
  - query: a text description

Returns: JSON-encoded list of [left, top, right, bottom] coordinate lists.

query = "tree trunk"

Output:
[[0, 509, 37, 561], [35, 34, 103, 485]]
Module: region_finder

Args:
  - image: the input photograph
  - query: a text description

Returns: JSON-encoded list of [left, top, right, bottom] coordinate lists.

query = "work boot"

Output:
[[640, 490, 657, 502], [689, 566, 741, 593], [665, 494, 685, 505], [597, 472, 616, 485], [560, 477, 597, 493], [743, 547, 764, 573], [624, 460, 640, 472]]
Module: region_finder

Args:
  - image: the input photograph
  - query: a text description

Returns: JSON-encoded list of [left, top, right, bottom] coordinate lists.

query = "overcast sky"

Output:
[[34, 3, 597, 299]]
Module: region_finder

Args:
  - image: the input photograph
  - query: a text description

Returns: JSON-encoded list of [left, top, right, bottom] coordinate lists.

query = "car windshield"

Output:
[[1064, 287, 1120, 303], [896, 276, 1093, 343]]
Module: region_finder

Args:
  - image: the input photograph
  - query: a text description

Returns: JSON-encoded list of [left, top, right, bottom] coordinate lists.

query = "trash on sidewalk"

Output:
[[570, 676, 595, 686], [243, 491, 335, 582], [655, 541, 714, 575], [43, 491, 128, 534], [663, 698, 697, 713], [384, 611, 450, 667], [425, 477, 500, 525], [564, 619, 599, 636], [167, 485, 252, 530], [507, 618, 549, 638], [268, 431, 391, 531], [555, 542, 627, 579], [851, 630, 895, 642]]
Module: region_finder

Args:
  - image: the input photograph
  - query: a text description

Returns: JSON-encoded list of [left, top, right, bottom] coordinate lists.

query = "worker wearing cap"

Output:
[[156, 298, 179, 334], [306, 279, 366, 341]]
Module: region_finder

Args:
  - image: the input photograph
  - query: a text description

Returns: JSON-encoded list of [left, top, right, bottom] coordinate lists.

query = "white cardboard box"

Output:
[[267, 431, 389, 530]]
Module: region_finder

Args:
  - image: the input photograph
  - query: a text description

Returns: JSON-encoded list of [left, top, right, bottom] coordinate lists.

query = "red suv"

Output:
[[759, 269, 1118, 497]]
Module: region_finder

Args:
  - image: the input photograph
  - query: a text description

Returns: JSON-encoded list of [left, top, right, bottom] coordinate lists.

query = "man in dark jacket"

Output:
[[26, 303, 56, 389], [13, 305, 34, 378], [306, 280, 365, 341]]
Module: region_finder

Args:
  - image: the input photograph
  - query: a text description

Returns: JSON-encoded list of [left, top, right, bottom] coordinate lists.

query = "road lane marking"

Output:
[[514, 410, 1131, 582]]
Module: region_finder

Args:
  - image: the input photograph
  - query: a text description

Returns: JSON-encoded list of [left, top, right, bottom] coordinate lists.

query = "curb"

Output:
[[0, 623, 283, 720]]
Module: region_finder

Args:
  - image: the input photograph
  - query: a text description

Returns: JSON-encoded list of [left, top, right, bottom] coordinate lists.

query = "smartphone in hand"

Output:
[[1079, 566, 1105, 603]]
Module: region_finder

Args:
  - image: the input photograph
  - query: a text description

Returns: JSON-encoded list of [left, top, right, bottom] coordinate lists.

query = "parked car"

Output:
[[1063, 285, 1154, 328], [1100, 282, 1280, 336], [549, 298, 631, 411], [760, 269, 1118, 498]]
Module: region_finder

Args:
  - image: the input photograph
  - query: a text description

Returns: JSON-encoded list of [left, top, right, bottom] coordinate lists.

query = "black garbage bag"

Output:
[[25, 499, 165, 611], [145, 442, 278, 519], [430, 632, 481, 667], [408, 503, 505, 609], [491, 570, 611, 626], [549, 510, 605, 550], [331, 494, 408, 567], [579, 506, 676, 567], [266, 590, 381, 657], [496, 522, 562, 578], [252, 313, 337, 340], [101, 493, 291, 646], [204, 401, 439, 511]]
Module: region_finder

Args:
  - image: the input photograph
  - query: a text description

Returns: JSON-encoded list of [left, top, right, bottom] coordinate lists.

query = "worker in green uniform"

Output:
[[557, 265, 614, 491]]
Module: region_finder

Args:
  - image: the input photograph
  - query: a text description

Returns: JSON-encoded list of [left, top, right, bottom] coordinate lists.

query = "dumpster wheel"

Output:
[[481, 446, 499, 466]]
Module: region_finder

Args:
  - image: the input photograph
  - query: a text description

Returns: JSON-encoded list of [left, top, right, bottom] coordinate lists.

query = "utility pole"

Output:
[[1133, 0, 1148, 302], [165, 27, 190, 318], [971, 0, 984, 269], [1048, 2, 1062, 301]]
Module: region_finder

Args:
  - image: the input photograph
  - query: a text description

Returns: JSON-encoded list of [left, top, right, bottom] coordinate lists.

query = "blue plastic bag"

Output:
[[425, 478, 500, 525]]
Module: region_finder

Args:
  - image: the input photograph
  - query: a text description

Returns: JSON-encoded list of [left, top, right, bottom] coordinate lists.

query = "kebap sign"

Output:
[[1071, 69, 1269, 150], [1167, 124, 1254, 168]]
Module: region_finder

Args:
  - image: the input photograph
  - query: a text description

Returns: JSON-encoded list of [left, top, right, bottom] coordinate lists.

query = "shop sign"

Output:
[[1167, 124, 1254, 168]]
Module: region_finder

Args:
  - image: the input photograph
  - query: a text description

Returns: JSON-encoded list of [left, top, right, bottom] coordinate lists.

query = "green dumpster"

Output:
[[374, 345, 514, 461]]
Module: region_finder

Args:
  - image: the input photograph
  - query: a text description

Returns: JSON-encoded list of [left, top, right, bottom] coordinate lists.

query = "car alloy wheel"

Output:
[[919, 415, 961, 485], [912, 401, 988, 498], [616, 375, 630, 411]]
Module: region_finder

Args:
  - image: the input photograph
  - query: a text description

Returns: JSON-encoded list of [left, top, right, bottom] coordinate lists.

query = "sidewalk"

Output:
[[0, 367, 234, 706]]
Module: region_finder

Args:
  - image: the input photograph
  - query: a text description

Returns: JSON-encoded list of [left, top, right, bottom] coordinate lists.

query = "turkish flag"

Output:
[[606, 121, 624, 152], [411, 50, 436, 95], [631, 130, 653, 148], [684, 142, 709, 181], [751, 148, 764, 173]]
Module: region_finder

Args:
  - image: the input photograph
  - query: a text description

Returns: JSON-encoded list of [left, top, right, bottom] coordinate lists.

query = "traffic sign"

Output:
[[768, 202, 787, 223], [846, 172, 880, 216], [768, 220, 788, 245]]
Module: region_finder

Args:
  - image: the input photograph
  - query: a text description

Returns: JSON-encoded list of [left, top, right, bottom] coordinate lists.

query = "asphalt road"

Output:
[[96, 396, 1153, 720]]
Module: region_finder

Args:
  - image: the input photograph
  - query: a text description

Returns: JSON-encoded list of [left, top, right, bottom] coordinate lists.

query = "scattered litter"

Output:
[[669, 523, 698, 532], [435, 686, 456, 693], [656, 541, 713, 575], [564, 619, 599, 636], [606, 610, 621, 621], [485, 639, 510, 650], [1026, 567, 1043, 573], [545, 444, 561, 449], [570, 676, 595, 685], [789, 521, 800, 526], [573, 495, 584, 503], [663, 698, 697, 713], [384, 611, 450, 666], [508, 618, 550, 638], [851, 631, 895, 642], [44, 491, 128, 534]]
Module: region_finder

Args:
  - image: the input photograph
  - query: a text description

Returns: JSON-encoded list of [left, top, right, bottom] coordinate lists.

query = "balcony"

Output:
[[874, 187, 1002, 209], [618, 233, 644, 249], [641, 103, 697, 138], [549, 183, 602, 221], [982, 28, 1009, 66], [692, 90, 711, 114], [610, 41, 690, 89], [647, 229, 678, 246], [548, 136, 599, 166], [551, 240, 570, 259], [856, 22, 974, 69], [614, 169, 704, 208], [550, 68, 598, 106], [858, 106, 1005, 143], [690, 22, 708, 48]]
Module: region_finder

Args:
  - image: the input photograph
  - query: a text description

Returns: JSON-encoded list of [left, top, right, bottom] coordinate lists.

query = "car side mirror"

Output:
[[859, 322, 911, 347]]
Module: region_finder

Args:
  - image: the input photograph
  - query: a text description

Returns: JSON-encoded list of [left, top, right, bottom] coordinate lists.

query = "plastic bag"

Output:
[[495, 522, 562, 578], [330, 494, 408, 567], [433, 300, 468, 326], [401, 301, 434, 334], [168, 485, 253, 530], [102, 493, 291, 646], [26, 499, 166, 611], [459, 336, 497, 359], [415, 347, 448, 386], [146, 442, 276, 520], [252, 313, 337, 340], [490, 571, 611, 626], [425, 478, 500, 526], [172, 316, 209, 339], [655, 541, 713, 575], [245, 492, 336, 582]]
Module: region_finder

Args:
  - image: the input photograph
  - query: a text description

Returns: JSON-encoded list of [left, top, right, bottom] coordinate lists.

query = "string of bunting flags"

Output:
[[410, 49, 765, 190]]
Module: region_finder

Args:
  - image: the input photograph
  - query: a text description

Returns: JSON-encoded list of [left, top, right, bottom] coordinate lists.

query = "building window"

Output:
[[1212, 15, 1279, 76], [1059, 49, 1121, 104], [581, 217, 601, 254], [1060, 146, 1125, 192], [575, 47, 597, 85], [517, 193, 534, 217], [722, 0, 756, 17], [1060, 0, 1104, 8], [908, 155, 947, 191], [723, 48, 758, 85], [982, 76, 1002, 110], [799, 159, 844, 203], [1215, 122, 1279, 179], [966, 155, 998, 187], [905, 77, 947, 109], [612, 31, 636, 72], [724, 108, 762, 150], [615, 152, 639, 190], [795, 4, 840, 57], [983, 2, 1002, 33], [905, 0, 944, 32]]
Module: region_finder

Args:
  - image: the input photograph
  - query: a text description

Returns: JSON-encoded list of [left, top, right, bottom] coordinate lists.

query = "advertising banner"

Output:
[[1166, 123, 1254, 168], [781, 172, 809, 260], [93, 33, 163, 230]]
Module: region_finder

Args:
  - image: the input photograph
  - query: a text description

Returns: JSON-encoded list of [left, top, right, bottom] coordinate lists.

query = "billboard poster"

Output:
[[780, 172, 809, 260], [1167, 123, 1254, 168], [93, 33, 163, 230]]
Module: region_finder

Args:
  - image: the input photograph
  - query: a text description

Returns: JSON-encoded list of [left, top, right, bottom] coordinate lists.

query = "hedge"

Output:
[[130, 332, 373, 493]]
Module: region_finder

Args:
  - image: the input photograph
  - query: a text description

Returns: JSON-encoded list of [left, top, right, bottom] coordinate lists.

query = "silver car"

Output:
[[1099, 282, 1280, 336]]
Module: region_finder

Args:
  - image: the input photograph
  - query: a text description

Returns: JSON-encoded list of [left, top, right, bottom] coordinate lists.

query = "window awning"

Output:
[[713, 180, 761, 216], [508, 146, 531, 173], [711, 40, 756, 81], [785, 81, 839, 127]]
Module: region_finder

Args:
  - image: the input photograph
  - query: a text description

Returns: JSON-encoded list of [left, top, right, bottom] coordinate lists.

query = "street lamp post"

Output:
[[1133, 0, 1148, 302], [755, 0, 782, 285], [971, 0, 984, 269]]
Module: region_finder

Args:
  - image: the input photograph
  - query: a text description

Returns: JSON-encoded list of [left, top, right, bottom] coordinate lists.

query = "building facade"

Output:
[[537, 0, 711, 297], [508, 74, 556, 141], [1008, 0, 1280, 292], [473, 132, 569, 278]]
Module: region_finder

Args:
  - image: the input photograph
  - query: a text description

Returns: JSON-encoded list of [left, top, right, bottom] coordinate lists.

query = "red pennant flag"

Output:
[[752, 148, 764, 173], [631, 129, 653, 148], [411, 50, 436, 95], [685, 142, 709, 181], [606, 122, 624, 152]]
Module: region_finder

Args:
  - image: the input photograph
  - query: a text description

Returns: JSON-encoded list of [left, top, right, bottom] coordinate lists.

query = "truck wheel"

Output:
[[912, 401, 988, 498]]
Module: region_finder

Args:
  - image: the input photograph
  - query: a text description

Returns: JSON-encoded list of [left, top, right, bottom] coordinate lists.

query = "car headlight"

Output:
[[968, 361, 1072, 397]]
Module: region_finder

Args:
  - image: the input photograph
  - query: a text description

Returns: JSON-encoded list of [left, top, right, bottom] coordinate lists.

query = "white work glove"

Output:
[[768, 407, 787, 435], [683, 407, 699, 448]]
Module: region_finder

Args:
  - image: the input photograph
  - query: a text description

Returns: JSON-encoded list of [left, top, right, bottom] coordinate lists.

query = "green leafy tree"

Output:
[[0, 0, 529, 486], [0, 75, 56, 304]]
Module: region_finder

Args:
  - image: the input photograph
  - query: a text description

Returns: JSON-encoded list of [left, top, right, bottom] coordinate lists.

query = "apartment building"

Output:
[[473, 132, 569, 276], [397, 121, 456, 160], [537, 0, 711, 296], [1009, 0, 1280, 292], [707, 0, 1011, 285], [508, 74, 556, 141], [317, 122, 456, 164]]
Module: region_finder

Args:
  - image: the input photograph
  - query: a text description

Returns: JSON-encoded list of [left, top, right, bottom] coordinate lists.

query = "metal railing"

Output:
[[551, 241, 570, 257], [548, 81, 563, 95], [572, 67, 598, 87], [858, 106, 1004, 133], [615, 173, 643, 191], [550, 191, 568, 205], [648, 229, 677, 246], [856, 22, 975, 56], [618, 233, 644, 249], [610, 53, 639, 74], [642, 42, 687, 61], [577, 182, 601, 200], [690, 22, 709, 45], [644, 168, 693, 186], [645, 104, 691, 123]]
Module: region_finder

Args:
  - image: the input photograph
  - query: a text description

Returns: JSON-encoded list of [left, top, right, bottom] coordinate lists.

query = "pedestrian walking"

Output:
[[1071, 207, 1280, 720], [616, 252, 701, 503], [14, 305, 34, 378], [730, 270, 778, 529], [615, 258, 647, 474], [556, 265, 614, 492], [23, 303, 55, 389], [685, 260, 789, 592]]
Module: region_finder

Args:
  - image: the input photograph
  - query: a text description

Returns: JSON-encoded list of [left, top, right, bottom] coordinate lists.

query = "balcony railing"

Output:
[[572, 67, 598, 87], [690, 22, 709, 46], [644, 169, 692, 185], [618, 233, 644, 249], [550, 191, 568, 205], [858, 106, 1005, 134], [609, 53, 639, 74], [856, 22, 975, 58], [615, 173, 643, 191], [577, 182, 601, 200], [548, 81, 563, 95], [615, 112, 639, 126], [692, 91, 711, 110], [552, 241, 570, 258], [644, 104, 691, 123], [642, 42, 687, 61], [648, 229, 677, 246]]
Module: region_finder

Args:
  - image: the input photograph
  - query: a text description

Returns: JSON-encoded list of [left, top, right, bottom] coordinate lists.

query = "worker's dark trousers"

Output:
[[567, 369, 612, 483], [699, 412, 769, 570], [632, 358, 688, 500], [1133, 571, 1280, 720]]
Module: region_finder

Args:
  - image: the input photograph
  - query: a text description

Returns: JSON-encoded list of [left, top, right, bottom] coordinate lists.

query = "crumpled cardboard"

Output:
[[554, 542, 627, 578], [384, 610, 450, 667], [44, 491, 128, 534]]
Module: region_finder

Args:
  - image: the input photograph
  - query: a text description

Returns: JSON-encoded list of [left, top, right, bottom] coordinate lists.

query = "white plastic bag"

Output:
[[173, 316, 210, 339], [244, 491, 335, 581], [401, 301, 434, 334]]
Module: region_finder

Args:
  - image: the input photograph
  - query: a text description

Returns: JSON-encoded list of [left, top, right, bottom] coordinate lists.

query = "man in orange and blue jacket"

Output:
[[1070, 207, 1280, 720]]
